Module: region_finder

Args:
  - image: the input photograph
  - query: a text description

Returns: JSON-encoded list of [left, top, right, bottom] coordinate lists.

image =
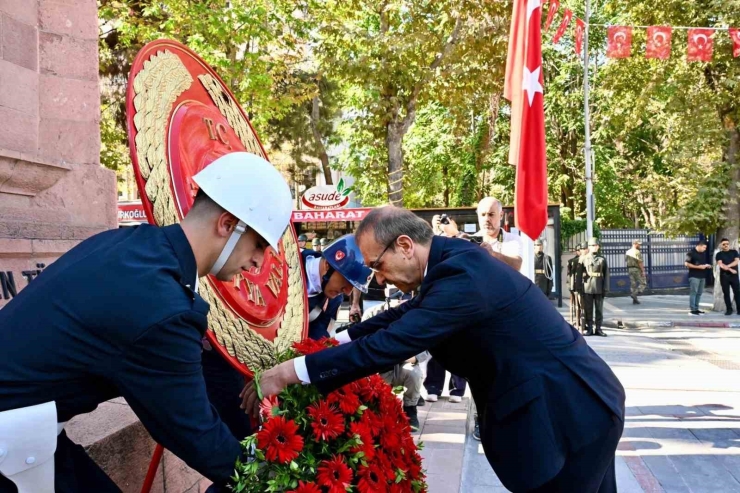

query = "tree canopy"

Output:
[[99, 0, 740, 237]]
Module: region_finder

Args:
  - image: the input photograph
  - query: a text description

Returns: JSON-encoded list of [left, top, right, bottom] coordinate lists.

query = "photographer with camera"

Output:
[[473, 197, 523, 271]]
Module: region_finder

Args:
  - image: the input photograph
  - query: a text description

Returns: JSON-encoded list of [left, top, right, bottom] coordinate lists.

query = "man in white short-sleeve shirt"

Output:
[[474, 197, 523, 271]]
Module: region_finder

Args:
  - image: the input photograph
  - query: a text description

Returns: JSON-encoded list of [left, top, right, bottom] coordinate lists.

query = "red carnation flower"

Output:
[[317, 455, 354, 493], [359, 409, 383, 437], [357, 463, 388, 493], [292, 337, 338, 355], [348, 421, 376, 461], [357, 374, 388, 401], [256, 415, 304, 463], [288, 481, 322, 493], [259, 395, 280, 419], [308, 400, 345, 441], [326, 385, 361, 415]]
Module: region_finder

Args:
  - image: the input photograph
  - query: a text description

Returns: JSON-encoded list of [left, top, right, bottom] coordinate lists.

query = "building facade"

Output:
[[0, 0, 116, 307]]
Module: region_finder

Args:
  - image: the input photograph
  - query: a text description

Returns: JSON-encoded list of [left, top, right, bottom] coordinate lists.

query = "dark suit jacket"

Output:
[[0, 224, 240, 485], [305, 236, 625, 492]]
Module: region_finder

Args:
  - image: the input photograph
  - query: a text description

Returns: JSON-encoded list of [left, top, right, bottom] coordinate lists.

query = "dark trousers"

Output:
[[0, 431, 121, 493], [582, 293, 604, 327], [424, 358, 467, 397], [720, 274, 740, 313], [529, 415, 623, 493], [202, 348, 252, 441]]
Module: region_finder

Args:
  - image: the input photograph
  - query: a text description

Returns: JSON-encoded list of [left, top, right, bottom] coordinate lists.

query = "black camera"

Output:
[[440, 214, 451, 225]]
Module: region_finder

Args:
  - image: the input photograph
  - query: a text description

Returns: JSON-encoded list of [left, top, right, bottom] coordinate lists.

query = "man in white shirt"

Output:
[[474, 197, 522, 271]]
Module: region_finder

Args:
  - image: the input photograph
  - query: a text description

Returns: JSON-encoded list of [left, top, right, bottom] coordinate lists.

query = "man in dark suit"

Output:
[[244, 206, 625, 493], [0, 154, 292, 492]]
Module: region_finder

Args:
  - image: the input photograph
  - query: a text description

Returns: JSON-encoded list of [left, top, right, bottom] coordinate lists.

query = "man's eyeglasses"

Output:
[[369, 237, 398, 273]]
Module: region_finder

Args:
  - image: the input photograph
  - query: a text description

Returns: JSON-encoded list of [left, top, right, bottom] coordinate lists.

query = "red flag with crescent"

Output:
[[607, 26, 632, 59], [552, 9, 573, 44], [687, 28, 714, 62], [544, 0, 559, 31], [505, 0, 548, 240], [574, 18, 586, 56], [646, 26, 672, 59], [731, 28, 740, 58]]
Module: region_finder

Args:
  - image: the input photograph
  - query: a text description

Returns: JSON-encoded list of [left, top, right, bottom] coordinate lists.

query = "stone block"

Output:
[[162, 450, 203, 493], [39, 0, 98, 40], [84, 420, 164, 493], [0, 0, 37, 27], [0, 150, 71, 196], [39, 74, 99, 122], [38, 118, 99, 164], [39, 31, 97, 81], [1, 14, 37, 71], [0, 106, 37, 154], [34, 164, 117, 230], [0, 59, 38, 116], [0, 237, 31, 254]]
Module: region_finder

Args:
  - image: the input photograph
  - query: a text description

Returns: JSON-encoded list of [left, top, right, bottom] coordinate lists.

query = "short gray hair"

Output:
[[356, 206, 433, 247]]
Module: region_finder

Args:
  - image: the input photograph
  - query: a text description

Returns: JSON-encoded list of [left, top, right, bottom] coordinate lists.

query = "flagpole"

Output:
[[583, 0, 595, 239]]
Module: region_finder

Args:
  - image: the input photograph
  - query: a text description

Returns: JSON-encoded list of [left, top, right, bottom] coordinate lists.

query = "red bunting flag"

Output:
[[504, 0, 548, 240], [606, 26, 633, 58], [553, 9, 573, 44], [687, 28, 714, 62], [646, 26, 672, 59], [544, 0, 559, 31], [731, 29, 740, 58], [574, 19, 586, 56]]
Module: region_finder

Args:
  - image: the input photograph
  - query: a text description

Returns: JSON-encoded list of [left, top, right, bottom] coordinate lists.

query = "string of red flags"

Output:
[[542, 1, 740, 61]]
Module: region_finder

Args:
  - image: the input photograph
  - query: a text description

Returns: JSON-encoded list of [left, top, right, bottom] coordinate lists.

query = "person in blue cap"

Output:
[[301, 234, 374, 340]]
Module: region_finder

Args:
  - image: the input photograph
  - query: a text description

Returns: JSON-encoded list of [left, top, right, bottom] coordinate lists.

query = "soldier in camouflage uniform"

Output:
[[581, 237, 609, 337], [625, 239, 646, 304]]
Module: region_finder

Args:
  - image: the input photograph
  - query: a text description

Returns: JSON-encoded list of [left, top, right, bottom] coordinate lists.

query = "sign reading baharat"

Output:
[[125, 40, 308, 376]]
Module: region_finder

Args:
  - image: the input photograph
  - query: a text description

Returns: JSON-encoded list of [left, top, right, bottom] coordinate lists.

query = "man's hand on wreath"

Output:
[[240, 360, 300, 418]]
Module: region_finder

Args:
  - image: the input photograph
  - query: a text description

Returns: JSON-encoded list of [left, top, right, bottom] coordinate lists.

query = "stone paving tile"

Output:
[[665, 455, 740, 493], [640, 456, 690, 493], [417, 397, 469, 492]]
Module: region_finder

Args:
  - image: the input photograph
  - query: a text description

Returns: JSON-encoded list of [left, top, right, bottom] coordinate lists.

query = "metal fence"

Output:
[[598, 229, 707, 293]]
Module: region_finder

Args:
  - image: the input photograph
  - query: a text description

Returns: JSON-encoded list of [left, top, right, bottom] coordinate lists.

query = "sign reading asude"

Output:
[[301, 179, 352, 210]]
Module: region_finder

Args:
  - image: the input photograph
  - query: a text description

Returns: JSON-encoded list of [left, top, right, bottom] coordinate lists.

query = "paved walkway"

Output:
[[561, 293, 740, 328], [458, 317, 740, 493]]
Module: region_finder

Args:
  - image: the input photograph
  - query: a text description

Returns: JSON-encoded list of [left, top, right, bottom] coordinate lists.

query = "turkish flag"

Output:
[[574, 18, 586, 56], [646, 26, 672, 59], [503, 0, 527, 165], [687, 28, 714, 62], [544, 0, 559, 31], [505, 0, 548, 239], [607, 26, 632, 59], [552, 9, 573, 44], [731, 29, 740, 58]]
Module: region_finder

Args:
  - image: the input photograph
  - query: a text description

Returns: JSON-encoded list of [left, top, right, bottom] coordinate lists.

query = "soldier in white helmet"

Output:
[[0, 153, 292, 493]]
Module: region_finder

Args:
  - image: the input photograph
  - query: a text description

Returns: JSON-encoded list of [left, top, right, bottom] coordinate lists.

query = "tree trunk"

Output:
[[386, 123, 405, 206], [309, 96, 333, 185], [714, 127, 740, 311]]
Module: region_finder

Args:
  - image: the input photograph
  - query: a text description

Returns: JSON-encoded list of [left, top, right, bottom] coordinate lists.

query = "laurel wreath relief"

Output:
[[131, 48, 307, 373]]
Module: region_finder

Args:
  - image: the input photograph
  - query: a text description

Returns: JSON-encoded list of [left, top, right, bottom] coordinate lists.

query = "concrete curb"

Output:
[[603, 319, 740, 329]]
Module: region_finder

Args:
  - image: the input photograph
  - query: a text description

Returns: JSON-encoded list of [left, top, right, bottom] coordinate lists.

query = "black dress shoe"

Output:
[[726, 310, 733, 316], [595, 328, 608, 337]]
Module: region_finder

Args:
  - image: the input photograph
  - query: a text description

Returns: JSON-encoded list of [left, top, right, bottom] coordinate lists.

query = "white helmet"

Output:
[[192, 152, 293, 276]]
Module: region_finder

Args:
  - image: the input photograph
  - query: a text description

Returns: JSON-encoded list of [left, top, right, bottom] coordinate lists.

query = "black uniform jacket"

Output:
[[305, 236, 625, 492], [0, 224, 240, 485]]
